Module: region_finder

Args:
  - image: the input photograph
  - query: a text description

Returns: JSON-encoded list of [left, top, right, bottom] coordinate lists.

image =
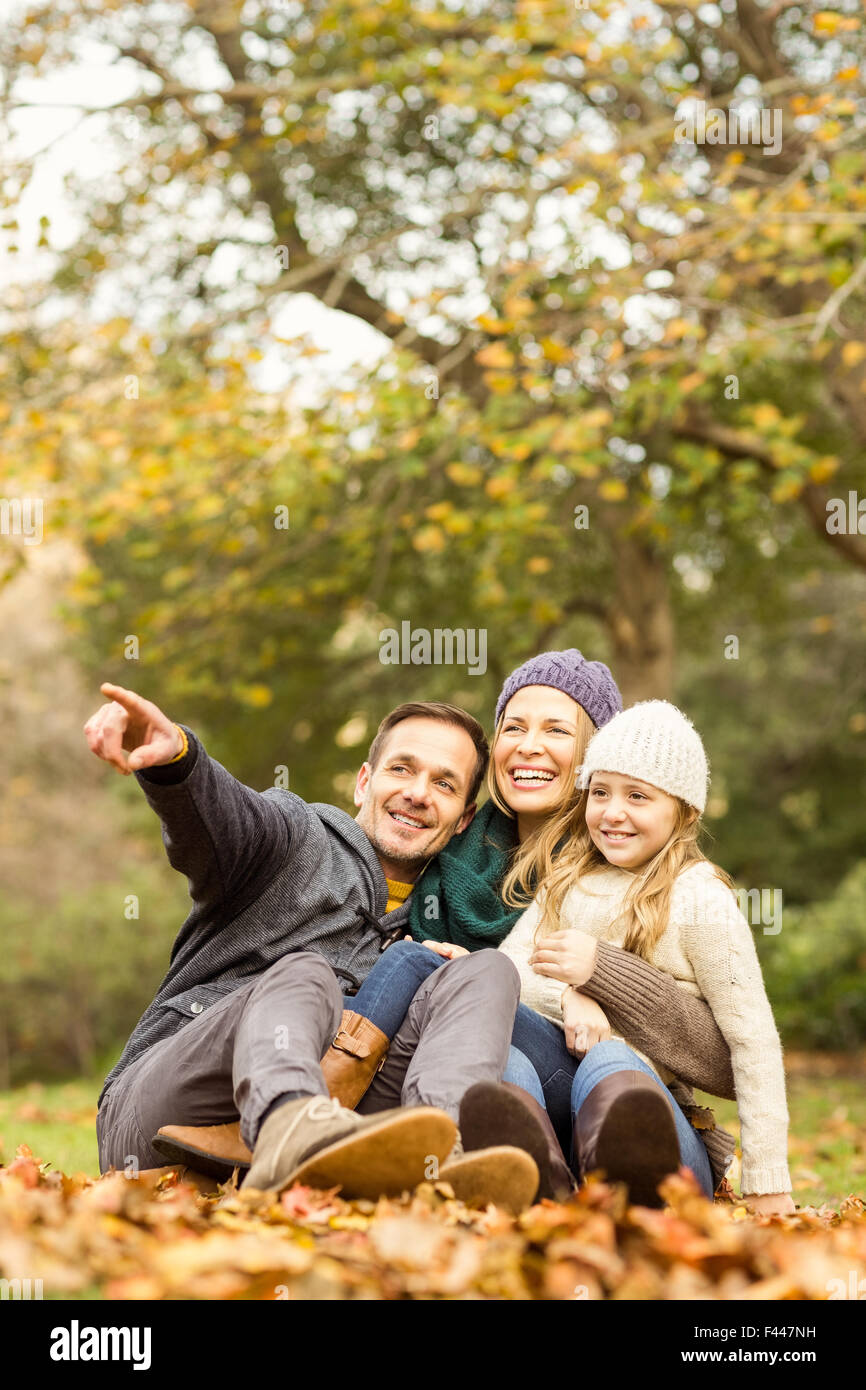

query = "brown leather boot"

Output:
[[153, 1120, 252, 1180], [457, 1081, 576, 1203], [574, 1070, 681, 1208], [320, 1010, 390, 1109]]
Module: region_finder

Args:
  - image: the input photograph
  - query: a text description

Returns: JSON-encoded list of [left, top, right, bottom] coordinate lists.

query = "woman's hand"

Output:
[[561, 988, 611, 1058], [742, 1192, 796, 1217], [419, 939, 469, 960], [530, 930, 599, 987]]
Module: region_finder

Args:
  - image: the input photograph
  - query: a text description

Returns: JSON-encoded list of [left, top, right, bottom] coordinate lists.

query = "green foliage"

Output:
[[756, 861, 866, 1050], [0, 873, 182, 1087]]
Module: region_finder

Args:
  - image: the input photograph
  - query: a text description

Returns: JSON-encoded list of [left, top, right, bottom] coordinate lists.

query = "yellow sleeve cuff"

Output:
[[166, 724, 189, 763]]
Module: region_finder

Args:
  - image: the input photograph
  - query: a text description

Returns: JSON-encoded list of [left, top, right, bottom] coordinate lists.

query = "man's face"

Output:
[[354, 717, 478, 878]]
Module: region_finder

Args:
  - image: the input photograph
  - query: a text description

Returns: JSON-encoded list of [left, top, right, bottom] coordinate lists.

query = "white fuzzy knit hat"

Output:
[[576, 700, 709, 813]]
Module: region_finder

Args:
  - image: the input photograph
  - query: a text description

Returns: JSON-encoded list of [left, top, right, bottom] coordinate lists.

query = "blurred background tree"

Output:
[[0, 0, 864, 1076]]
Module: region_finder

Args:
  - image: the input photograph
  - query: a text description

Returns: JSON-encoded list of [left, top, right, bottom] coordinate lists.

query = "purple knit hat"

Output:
[[495, 648, 622, 729]]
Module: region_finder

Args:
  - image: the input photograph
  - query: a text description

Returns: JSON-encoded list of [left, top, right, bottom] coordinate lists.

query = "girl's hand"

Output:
[[561, 989, 611, 1058], [530, 930, 599, 987], [420, 939, 469, 960], [742, 1192, 796, 1217]]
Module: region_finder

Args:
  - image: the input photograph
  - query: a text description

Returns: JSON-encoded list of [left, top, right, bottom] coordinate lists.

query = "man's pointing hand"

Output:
[[83, 683, 184, 774]]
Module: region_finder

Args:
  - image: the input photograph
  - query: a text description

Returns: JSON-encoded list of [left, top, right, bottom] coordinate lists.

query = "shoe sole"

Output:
[[438, 1146, 540, 1215], [251, 1109, 458, 1200], [458, 1082, 551, 1201], [152, 1135, 250, 1182], [593, 1090, 680, 1208]]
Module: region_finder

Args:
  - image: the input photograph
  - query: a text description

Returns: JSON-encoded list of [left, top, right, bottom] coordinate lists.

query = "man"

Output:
[[88, 684, 532, 1204]]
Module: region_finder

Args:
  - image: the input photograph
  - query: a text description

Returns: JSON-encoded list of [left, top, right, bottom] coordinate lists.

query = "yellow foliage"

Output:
[[599, 479, 628, 501], [752, 403, 781, 430], [809, 456, 840, 483], [581, 407, 613, 429], [539, 337, 572, 364], [445, 462, 483, 486], [485, 475, 517, 499], [841, 342, 866, 368], [526, 556, 552, 574], [476, 342, 515, 368], [771, 478, 803, 503], [475, 314, 514, 335], [425, 501, 452, 521], [814, 11, 859, 34], [664, 318, 693, 341], [504, 294, 535, 320], [411, 524, 446, 553], [484, 373, 518, 393], [679, 372, 706, 394], [239, 684, 274, 708]]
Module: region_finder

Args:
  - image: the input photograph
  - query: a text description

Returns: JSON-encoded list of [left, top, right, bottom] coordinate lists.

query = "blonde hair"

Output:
[[488, 701, 598, 909], [527, 788, 734, 961]]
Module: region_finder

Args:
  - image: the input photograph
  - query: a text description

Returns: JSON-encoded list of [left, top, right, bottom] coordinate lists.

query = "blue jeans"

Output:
[[346, 944, 713, 1198], [504, 1007, 714, 1197], [345, 938, 444, 1035]]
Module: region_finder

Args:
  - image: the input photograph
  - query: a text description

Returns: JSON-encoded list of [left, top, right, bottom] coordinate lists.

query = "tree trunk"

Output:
[[605, 534, 676, 704]]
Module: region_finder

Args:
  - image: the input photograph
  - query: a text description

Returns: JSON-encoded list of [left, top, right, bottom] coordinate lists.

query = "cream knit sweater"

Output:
[[498, 859, 791, 1195]]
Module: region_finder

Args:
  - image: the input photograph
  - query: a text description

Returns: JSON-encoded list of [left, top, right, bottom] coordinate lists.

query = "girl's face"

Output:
[[585, 770, 680, 871], [493, 686, 581, 821]]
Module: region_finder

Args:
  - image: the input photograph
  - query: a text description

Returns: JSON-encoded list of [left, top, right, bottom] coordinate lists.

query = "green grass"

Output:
[[694, 1070, 866, 1208], [1, 1067, 864, 1210], [0, 1076, 100, 1177]]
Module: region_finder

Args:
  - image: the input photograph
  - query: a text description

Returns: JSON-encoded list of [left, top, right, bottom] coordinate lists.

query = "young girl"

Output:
[[498, 699, 794, 1214]]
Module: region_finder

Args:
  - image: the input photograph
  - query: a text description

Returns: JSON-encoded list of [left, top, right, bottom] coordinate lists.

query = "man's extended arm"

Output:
[[582, 942, 736, 1100], [84, 683, 296, 917]]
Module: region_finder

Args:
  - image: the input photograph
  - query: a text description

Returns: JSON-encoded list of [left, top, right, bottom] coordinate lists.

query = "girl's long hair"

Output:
[[487, 701, 597, 909], [527, 790, 734, 961]]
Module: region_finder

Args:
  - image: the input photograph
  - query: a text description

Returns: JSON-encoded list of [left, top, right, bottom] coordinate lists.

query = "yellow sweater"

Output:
[[385, 878, 412, 915]]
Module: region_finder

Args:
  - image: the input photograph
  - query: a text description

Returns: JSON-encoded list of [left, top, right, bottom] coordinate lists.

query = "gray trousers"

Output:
[[96, 948, 519, 1174]]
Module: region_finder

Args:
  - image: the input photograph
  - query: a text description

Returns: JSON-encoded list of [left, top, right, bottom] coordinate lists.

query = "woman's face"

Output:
[[585, 770, 680, 871], [493, 685, 581, 819]]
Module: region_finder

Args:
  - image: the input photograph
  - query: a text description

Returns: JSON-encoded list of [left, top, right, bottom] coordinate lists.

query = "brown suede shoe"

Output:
[[575, 1070, 680, 1208], [243, 1095, 457, 1198]]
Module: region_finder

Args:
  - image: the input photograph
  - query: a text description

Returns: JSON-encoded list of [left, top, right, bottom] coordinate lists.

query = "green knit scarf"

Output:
[[408, 798, 525, 952]]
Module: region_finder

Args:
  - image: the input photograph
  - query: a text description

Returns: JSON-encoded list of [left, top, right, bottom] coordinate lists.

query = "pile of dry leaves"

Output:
[[1, 1146, 864, 1300]]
